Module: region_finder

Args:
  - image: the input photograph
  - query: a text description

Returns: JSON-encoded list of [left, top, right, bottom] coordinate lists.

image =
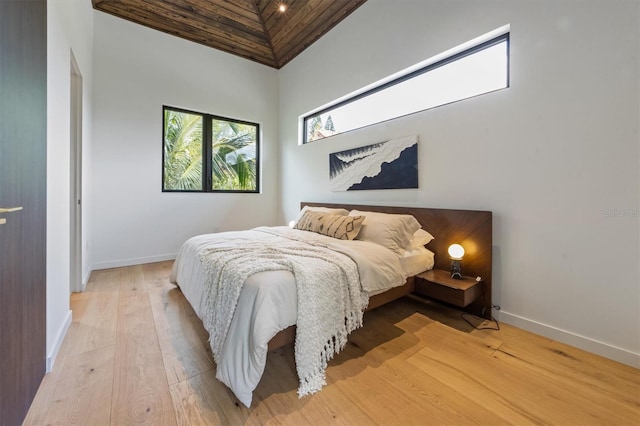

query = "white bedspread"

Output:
[[170, 226, 407, 407]]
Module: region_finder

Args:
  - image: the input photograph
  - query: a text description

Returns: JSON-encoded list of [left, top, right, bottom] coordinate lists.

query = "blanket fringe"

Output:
[[297, 313, 365, 398]]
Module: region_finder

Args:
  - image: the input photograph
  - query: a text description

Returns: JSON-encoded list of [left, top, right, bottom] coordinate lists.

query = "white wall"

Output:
[[47, 0, 94, 370], [91, 13, 280, 269], [279, 0, 640, 367]]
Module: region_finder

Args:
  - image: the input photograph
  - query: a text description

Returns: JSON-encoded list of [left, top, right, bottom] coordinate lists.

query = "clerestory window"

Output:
[[302, 28, 510, 143]]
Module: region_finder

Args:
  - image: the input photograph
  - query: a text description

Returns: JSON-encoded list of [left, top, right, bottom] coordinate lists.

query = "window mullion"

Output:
[[203, 114, 212, 192]]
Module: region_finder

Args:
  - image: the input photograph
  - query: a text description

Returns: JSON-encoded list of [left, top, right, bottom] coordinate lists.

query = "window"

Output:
[[302, 29, 510, 143], [163, 106, 260, 192]]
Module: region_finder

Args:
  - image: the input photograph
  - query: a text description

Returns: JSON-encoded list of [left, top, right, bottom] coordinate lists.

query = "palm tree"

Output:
[[163, 109, 203, 190], [211, 119, 257, 191], [164, 109, 257, 191], [307, 115, 322, 142]]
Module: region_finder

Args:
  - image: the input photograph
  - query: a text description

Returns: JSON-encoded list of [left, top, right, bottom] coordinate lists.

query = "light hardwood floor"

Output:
[[25, 261, 639, 425]]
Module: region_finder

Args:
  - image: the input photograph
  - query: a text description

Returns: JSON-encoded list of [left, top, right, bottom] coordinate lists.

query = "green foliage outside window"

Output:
[[163, 107, 259, 192], [210, 119, 257, 191], [163, 109, 203, 190]]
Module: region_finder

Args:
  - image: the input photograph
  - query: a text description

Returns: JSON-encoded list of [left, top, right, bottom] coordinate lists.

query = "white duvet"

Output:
[[170, 226, 413, 407]]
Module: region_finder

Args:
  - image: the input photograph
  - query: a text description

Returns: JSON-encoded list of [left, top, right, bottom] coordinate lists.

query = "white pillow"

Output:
[[349, 209, 421, 255], [293, 206, 350, 227], [407, 228, 435, 248], [401, 246, 435, 277]]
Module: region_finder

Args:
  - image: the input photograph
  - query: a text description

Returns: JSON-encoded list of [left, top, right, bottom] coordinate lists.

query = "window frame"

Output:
[[302, 32, 510, 144], [162, 105, 260, 193]]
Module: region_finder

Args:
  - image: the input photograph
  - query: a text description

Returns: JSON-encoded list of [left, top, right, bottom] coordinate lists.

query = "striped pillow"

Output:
[[294, 211, 364, 240]]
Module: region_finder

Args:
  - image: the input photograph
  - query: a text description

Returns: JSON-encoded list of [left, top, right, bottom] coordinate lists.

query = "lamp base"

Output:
[[450, 259, 462, 279]]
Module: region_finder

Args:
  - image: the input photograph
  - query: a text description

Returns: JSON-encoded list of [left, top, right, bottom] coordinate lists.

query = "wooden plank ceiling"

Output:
[[92, 0, 367, 69]]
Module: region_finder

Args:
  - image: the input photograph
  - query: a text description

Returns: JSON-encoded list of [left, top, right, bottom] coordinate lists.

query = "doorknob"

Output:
[[0, 207, 22, 225], [0, 207, 23, 213]]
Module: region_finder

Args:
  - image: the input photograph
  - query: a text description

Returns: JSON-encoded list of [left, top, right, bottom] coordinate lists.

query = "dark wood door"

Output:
[[0, 0, 47, 424]]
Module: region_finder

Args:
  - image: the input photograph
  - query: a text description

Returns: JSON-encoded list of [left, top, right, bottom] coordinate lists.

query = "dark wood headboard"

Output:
[[302, 202, 493, 319]]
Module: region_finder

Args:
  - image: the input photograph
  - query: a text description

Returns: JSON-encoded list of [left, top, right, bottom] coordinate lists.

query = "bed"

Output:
[[170, 202, 492, 407]]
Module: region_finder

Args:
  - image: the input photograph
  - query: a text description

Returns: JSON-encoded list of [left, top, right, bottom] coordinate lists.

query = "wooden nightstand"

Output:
[[415, 269, 483, 308]]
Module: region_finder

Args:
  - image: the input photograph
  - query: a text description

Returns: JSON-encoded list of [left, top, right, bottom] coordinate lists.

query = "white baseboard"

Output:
[[46, 310, 72, 373], [91, 253, 177, 271], [498, 310, 639, 368]]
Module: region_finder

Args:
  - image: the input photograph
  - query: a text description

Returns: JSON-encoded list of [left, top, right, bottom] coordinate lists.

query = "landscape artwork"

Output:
[[329, 135, 418, 191]]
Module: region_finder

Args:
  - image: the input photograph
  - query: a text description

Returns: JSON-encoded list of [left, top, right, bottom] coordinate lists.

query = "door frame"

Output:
[[70, 50, 83, 293]]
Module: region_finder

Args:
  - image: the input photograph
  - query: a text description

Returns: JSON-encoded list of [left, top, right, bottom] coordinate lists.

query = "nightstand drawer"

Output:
[[415, 269, 482, 307]]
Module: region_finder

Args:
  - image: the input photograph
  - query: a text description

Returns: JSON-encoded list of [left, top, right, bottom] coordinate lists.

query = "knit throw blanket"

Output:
[[198, 235, 368, 398]]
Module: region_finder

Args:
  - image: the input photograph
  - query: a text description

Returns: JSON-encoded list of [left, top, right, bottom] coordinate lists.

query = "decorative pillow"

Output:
[[295, 211, 364, 240], [292, 206, 350, 227], [349, 210, 421, 255], [407, 228, 435, 248]]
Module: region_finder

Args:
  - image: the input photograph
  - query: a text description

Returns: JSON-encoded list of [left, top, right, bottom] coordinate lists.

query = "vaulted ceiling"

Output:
[[92, 0, 368, 69]]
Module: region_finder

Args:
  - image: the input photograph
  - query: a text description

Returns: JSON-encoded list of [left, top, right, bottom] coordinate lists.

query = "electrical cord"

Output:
[[461, 281, 501, 330], [461, 310, 500, 330]]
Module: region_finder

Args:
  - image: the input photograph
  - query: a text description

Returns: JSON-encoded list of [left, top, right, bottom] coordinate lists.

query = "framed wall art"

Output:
[[329, 135, 418, 191]]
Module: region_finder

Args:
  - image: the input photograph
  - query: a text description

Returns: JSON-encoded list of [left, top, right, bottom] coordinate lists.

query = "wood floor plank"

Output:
[[40, 346, 115, 425], [142, 262, 215, 387], [328, 366, 434, 425], [22, 365, 60, 426], [491, 349, 640, 424], [69, 290, 91, 323], [85, 268, 122, 293], [311, 324, 442, 425], [147, 280, 215, 385], [244, 344, 377, 426], [67, 269, 122, 354], [23, 291, 95, 426], [293, 383, 376, 426], [408, 322, 639, 425], [142, 261, 174, 290], [169, 367, 282, 426], [111, 288, 177, 425], [169, 369, 239, 426], [25, 261, 640, 425], [251, 347, 317, 425], [494, 324, 640, 404], [333, 322, 506, 424], [407, 324, 544, 424], [328, 324, 503, 425], [121, 264, 146, 292], [382, 356, 505, 424]]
